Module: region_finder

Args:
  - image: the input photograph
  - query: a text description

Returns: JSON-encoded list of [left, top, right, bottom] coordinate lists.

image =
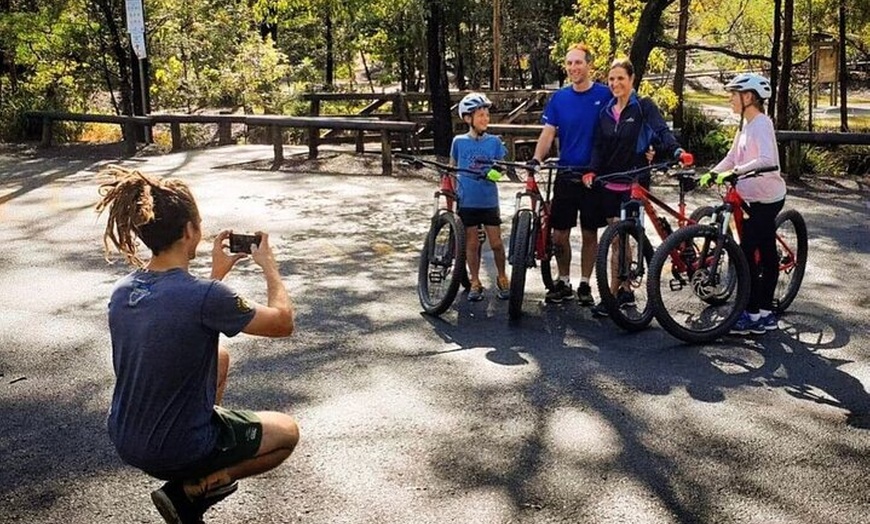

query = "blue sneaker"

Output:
[[468, 283, 484, 302], [759, 313, 778, 331], [730, 311, 766, 335]]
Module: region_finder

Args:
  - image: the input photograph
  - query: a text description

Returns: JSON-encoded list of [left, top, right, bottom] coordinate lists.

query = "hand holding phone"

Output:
[[229, 233, 262, 254]]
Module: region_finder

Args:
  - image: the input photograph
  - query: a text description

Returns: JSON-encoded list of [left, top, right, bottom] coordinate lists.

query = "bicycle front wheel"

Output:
[[648, 224, 750, 343], [595, 221, 655, 331], [539, 235, 558, 292], [773, 209, 808, 312], [417, 212, 466, 316], [509, 210, 534, 321]]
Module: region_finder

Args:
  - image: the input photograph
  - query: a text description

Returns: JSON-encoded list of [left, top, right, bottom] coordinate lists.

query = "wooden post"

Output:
[[170, 122, 182, 151], [381, 130, 392, 176], [40, 117, 53, 147], [272, 125, 284, 167], [123, 122, 138, 156], [218, 121, 232, 145], [308, 127, 319, 159], [355, 130, 365, 153], [393, 92, 410, 152]]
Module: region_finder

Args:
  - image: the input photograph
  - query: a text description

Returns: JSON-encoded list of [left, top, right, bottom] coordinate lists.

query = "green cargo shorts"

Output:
[[148, 406, 263, 481]]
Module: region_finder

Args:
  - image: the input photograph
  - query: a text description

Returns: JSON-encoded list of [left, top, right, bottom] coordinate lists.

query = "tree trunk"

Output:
[[425, 0, 452, 158], [95, 0, 132, 119], [608, 0, 617, 62], [672, 0, 689, 129], [454, 21, 466, 91], [769, 0, 781, 119], [325, 12, 334, 90], [775, 0, 794, 129], [628, 0, 676, 86], [838, 0, 848, 131]]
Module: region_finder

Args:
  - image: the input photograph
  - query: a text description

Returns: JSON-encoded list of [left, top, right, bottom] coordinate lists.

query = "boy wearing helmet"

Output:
[[700, 73, 787, 335], [451, 92, 511, 301]]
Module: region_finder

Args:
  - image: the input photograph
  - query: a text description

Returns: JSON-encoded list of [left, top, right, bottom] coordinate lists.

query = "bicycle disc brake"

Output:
[[690, 268, 721, 300]]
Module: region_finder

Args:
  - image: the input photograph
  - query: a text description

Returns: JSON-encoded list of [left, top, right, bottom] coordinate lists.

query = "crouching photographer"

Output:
[[96, 166, 299, 524]]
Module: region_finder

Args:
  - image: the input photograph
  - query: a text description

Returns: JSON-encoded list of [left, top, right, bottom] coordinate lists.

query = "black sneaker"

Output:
[[577, 282, 595, 305], [591, 303, 610, 317], [545, 280, 574, 303], [197, 480, 239, 513], [616, 289, 636, 308], [151, 481, 205, 524]]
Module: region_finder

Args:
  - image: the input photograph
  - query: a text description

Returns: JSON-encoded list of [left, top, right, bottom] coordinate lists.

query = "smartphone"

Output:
[[229, 233, 262, 254]]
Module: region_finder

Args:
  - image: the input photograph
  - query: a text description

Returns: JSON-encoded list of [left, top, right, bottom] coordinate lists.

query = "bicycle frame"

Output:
[[604, 164, 699, 277], [512, 168, 556, 266]]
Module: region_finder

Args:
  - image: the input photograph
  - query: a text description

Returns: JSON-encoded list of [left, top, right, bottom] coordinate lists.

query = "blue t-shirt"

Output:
[[450, 132, 507, 209], [106, 268, 255, 472], [541, 82, 612, 167]]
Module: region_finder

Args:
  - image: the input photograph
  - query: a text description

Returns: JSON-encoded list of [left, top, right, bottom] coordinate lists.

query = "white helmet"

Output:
[[725, 73, 772, 100], [458, 92, 492, 118]]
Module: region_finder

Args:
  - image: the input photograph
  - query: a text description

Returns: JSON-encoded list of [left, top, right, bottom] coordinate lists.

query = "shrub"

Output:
[[677, 103, 732, 166]]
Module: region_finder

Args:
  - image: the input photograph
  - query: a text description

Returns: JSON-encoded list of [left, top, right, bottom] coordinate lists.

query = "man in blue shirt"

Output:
[[529, 43, 612, 304]]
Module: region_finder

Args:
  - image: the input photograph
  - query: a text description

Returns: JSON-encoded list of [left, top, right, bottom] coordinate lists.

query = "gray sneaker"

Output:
[[577, 282, 595, 305], [545, 280, 574, 303]]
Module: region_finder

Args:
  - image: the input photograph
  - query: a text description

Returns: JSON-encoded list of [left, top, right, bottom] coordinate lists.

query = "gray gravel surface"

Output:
[[1, 145, 869, 524]]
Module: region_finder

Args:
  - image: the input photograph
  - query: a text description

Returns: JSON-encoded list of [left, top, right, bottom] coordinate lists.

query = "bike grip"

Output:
[[679, 151, 694, 166], [582, 172, 596, 187], [485, 168, 503, 182]]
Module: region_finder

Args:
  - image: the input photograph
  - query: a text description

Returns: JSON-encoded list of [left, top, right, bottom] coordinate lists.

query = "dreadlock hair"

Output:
[[95, 166, 200, 267]]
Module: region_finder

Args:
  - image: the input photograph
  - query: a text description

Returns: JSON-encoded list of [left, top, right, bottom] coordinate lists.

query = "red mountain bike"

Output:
[[590, 159, 705, 332], [494, 160, 581, 321], [399, 154, 493, 316], [647, 167, 808, 343]]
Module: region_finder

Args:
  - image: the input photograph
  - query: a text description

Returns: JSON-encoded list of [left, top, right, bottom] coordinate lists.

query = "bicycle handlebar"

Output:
[[396, 153, 497, 181], [721, 165, 780, 185], [492, 159, 590, 172], [592, 161, 690, 185]]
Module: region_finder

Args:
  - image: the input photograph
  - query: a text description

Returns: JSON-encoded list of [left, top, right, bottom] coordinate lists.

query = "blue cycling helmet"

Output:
[[458, 93, 492, 118]]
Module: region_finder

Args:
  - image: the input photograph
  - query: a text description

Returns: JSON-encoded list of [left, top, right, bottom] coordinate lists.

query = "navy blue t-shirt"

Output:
[[106, 268, 255, 472], [541, 82, 612, 168]]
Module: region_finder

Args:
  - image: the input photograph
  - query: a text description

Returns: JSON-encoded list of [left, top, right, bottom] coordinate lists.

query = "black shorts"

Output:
[[458, 207, 502, 227], [550, 174, 586, 230], [579, 186, 625, 231]]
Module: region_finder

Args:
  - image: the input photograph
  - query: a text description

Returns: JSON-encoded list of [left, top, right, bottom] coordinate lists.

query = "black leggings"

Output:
[[740, 198, 785, 313]]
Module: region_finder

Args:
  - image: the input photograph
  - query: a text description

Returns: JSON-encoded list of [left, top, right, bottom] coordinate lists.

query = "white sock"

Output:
[[580, 277, 589, 285], [749, 312, 761, 321], [559, 276, 571, 285], [759, 309, 772, 318]]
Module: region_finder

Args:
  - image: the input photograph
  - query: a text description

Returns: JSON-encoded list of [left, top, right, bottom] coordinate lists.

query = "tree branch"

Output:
[[657, 41, 770, 62]]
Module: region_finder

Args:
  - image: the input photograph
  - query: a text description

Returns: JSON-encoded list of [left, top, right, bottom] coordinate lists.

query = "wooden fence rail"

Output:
[[26, 111, 418, 175], [25, 111, 868, 177]]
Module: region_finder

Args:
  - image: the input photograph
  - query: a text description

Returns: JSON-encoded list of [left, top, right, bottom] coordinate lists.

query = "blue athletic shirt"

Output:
[[106, 268, 255, 472], [540, 82, 612, 168], [450, 132, 507, 209]]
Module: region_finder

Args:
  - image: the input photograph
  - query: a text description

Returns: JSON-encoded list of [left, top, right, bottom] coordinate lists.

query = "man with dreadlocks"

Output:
[[96, 167, 299, 524]]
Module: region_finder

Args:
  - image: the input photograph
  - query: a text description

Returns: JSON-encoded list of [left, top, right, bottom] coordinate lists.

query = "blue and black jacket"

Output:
[[589, 92, 681, 185]]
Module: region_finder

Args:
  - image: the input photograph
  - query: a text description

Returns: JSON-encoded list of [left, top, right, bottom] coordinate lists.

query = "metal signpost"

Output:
[[125, 0, 150, 142]]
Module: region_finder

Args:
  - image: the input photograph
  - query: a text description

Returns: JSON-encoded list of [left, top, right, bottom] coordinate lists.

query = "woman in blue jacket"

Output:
[[582, 57, 689, 316]]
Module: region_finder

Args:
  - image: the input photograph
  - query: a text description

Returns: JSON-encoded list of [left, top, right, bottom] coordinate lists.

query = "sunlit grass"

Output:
[[684, 90, 729, 107]]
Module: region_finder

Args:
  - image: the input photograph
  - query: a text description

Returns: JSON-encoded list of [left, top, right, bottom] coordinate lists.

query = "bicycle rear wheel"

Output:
[[773, 209, 808, 312], [648, 224, 750, 343], [595, 221, 655, 331], [417, 212, 466, 316], [508, 210, 534, 321]]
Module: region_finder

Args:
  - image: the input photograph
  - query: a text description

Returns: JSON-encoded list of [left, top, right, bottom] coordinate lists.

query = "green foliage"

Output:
[[558, 0, 668, 80], [677, 103, 732, 166], [801, 145, 870, 177]]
